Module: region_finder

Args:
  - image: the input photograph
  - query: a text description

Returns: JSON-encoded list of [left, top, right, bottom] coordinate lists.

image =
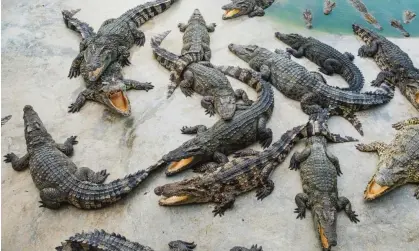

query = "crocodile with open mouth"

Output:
[[155, 109, 358, 216], [352, 23, 419, 111], [356, 117, 419, 201], [227, 43, 394, 136], [222, 0, 274, 20]]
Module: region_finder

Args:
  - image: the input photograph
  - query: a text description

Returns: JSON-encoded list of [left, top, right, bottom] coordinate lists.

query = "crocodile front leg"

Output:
[[289, 148, 311, 171], [68, 89, 94, 113], [326, 150, 342, 176], [3, 153, 30, 171], [392, 117, 419, 129], [201, 96, 216, 117], [235, 89, 253, 105], [74, 167, 109, 184], [358, 40, 379, 58], [180, 125, 208, 135], [206, 23, 216, 32], [123, 80, 154, 91], [286, 46, 306, 58], [355, 141, 388, 156], [294, 193, 309, 219], [180, 70, 195, 97], [371, 71, 395, 86], [213, 193, 236, 217], [337, 196, 360, 223], [68, 52, 83, 79], [117, 46, 131, 67], [319, 58, 342, 75], [128, 21, 145, 46], [248, 6, 265, 17], [178, 22, 188, 32], [39, 187, 67, 209], [55, 136, 78, 156], [257, 115, 273, 149]]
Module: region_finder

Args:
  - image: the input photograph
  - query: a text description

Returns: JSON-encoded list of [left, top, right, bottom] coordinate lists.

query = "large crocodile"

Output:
[[289, 119, 360, 251], [348, 0, 382, 30], [156, 65, 274, 176], [3, 105, 160, 209], [356, 117, 419, 200], [62, 9, 154, 116], [352, 24, 419, 110], [276, 32, 364, 92], [221, 0, 274, 20], [155, 109, 357, 216], [227, 43, 394, 135], [151, 31, 253, 120]]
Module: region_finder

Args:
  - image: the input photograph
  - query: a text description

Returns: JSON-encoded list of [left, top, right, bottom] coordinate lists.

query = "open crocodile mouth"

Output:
[[166, 157, 195, 175], [364, 177, 390, 200], [88, 66, 104, 81], [158, 195, 190, 206], [108, 91, 129, 113], [223, 9, 241, 18], [319, 226, 330, 250]]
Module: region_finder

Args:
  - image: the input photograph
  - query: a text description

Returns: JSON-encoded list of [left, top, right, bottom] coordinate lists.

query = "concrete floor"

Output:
[[1, 0, 419, 250]]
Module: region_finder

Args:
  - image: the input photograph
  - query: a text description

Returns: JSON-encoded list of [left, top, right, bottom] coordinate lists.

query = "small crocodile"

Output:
[[352, 23, 419, 110], [323, 0, 336, 15], [348, 0, 382, 30], [56, 229, 196, 251], [403, 10, 416, 24], [157, 66, 274, 176], [303, 9, 313, 29], [276, 32, 364, 92], [3, 105, 160, 209], [222, 0, 274, 20], [155, 109, 357, 216], [230, 245, 263, 251], [1, 115, 11, 126], [289, 119, 360, 250], [356, 117, 419, 200], [151, 31, 253, 120], [62, 9, 154, 116], [390, 19, 410, 37], [227, 43, 394, 135]]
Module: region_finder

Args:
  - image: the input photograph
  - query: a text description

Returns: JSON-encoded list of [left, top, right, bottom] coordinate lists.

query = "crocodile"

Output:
[[275, 32, 364, 92], [352, 24, 419, 110], [1, 115, 11, 126], [303, 9, 313, 29], [221, 0, 274, 20], [151, 31, 253, 120], [156, 65, 274, 176], [3, 105, 161, 209], [390, 19, 410, 37], [65, 0, 179, 82], [56, 229, 196, 251], [403, 10, 416, 24], [62, 9, 154, 116], [348, 0, 382, 30], [155, 109, 358, 216], [356, 117, 419, 201], [227, 43, 394, 135], [289, 122, 360, 251], [323, 0, 336, 15]]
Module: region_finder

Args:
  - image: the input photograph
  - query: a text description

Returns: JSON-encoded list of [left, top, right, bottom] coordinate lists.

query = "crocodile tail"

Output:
[[61, 9, 95, 39], [352, 23, 380, 44], [339, 62, 365, 93], [216, 65, 262, 92], [69, 169, 150, 209], [118, 0, 178, 27], [56, 229, 149, 250]]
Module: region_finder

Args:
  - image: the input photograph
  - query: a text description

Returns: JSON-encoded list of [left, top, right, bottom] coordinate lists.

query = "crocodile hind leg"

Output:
[[256, 163, 276, 200], [300, 93, 324, 115], [257, 115, 273, 149], [289, 148, 311, 171], [55, 136, 78, 157], [74, 167, 109, 184], [344, 52, 355, 61], [294, 193, 310, 219], [3, 153, 30, 171], [286, 46, 306, 58], [358, 40, 379, 58], [123, 80, 154, 91], [371, 71, 396, 86], [235, 89, 253, 105], [117, 46, 131, 67], [337, 196, 360, 223], [180, 125, 208, 134], [201, 96, 216, 117], [319, 58, 342, 75], [127, 21, 146, 46], [213, 193, 236, 217], [355, 141, 388, 156], [392, 117, 419, 129], [39, 188, 66, 209]]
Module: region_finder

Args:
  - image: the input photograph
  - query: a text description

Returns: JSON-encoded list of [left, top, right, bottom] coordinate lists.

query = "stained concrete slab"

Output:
[[1, 0, 418, 250]]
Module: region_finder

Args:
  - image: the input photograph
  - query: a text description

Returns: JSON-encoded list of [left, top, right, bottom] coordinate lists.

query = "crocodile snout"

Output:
[[154, 186, 163, 195], [23, 105, 33, 111], [228, 43, 234, 50]]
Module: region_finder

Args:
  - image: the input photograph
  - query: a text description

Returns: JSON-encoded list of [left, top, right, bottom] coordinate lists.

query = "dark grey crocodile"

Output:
[[222, 0, 274, 20], [156, 65, 274, 176], [155, 109, 357, 217], [227, 43, 394, 135], [3, 105, 161, 209], [289, 119, 360, 250], [151, 30, 253, 120], [276, 32, 364, 92], [62, 9, 154, 116], [353, 23, 419, 110]]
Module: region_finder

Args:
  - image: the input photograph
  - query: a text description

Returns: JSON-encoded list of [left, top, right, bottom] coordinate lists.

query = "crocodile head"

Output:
[[23, 105, 54, 148], [95, 81, 131, 116], [352, 24, 380, 44], [215, 96, 236, 120], [84, 43, 118, 82], [222, 0, 256, 20], [162, 137, 213, 176], [188, 9, 205, 24], [323, 0, 336, 15], [275, 32, 307, 50], [154, 177, 212, 206], [312, 202, 338, 251], [228, 43, 260, 62]]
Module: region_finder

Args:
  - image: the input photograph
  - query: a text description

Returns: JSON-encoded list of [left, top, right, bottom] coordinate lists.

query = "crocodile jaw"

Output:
[[364, 177, 390, 200], [108, 91, 130, 116], [166, 157, 195, 175], [158, 195, 190, 206]]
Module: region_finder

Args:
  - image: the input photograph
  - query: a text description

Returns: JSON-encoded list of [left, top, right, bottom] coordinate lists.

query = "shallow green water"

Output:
[[266, 0, 419, 37]]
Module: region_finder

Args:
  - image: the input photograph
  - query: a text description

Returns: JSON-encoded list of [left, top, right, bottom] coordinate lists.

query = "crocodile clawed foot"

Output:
[[392, 122, 405, 130], [355, 143, 367, 152], [212, 206, 226, 217], [205, 108, 216, 117], [168, 240, 197, 251], [294, 207, 306, 219], [96, 170, 110, 183], [120, 58, 131, 67], [348, 211, 360, 223], [370, 80, 381, 87], [136, 36, 146, 47], [68, 66, 80, 79], [68, 103, 81, 113], [3, 153, 14, 163], [256, 182, 274, 200], [68, 136, 78, 145]]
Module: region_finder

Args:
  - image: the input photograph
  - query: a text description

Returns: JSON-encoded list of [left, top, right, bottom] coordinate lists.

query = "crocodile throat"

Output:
[[109, 91, 129, 112], [224, 9, 240, 18], [159, 195, 189, 205], [364, 178, 390, 200], [167, 157, 195, 172]]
